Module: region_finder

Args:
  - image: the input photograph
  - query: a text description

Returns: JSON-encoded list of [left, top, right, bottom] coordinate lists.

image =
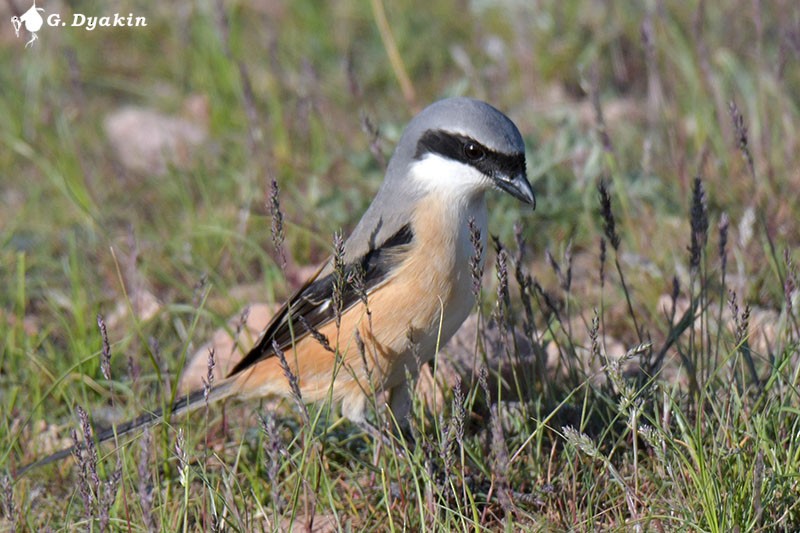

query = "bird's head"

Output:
[[388, 97, 535, 208]]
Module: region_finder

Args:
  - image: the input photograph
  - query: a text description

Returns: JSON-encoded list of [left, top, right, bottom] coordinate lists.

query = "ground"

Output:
[[1, 0, 800, 530]]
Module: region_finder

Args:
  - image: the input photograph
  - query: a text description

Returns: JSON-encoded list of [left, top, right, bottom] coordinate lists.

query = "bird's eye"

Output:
[[463, 142, 485, 161]]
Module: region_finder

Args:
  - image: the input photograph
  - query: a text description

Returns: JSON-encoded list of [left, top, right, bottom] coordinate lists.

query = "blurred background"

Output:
[[2, 0, 800, 528], [2, 0, 798, 318]]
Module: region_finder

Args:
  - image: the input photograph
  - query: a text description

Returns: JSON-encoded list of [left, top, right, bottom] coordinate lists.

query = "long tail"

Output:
[[16, 379, 235, 478]]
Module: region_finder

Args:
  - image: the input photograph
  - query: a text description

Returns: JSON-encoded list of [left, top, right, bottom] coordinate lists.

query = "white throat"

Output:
[[409, 153, 491, 202], [407, 153, 490, 283]]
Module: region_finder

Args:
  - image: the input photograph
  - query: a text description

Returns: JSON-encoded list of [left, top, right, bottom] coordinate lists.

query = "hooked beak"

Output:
[[494, 172, 536, 209]]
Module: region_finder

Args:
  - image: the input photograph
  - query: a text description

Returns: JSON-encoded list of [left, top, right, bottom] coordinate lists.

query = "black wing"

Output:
[[227, 223, 414, 376]]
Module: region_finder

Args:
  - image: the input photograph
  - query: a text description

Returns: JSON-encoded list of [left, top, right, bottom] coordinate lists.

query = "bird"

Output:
[[18, 97, 535, 475]]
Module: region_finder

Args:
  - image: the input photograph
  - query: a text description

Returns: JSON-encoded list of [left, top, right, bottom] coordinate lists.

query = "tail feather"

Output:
[[16, 380, 234, 478]]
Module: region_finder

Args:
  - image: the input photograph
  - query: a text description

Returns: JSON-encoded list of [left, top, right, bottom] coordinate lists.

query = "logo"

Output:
[[11, 0, 44, 48], [10, 1, 148, 48]]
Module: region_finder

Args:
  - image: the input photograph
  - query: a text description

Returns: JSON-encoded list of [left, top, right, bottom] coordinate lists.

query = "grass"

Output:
[[2, 0, 800, 530]]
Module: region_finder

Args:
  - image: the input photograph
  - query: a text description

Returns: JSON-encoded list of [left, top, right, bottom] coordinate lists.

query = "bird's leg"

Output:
[[355, 386, 415, 462], [388, 382, 411, 424], [356, 417, 409, 466], [357, 418, 394, 450], [387, 382, 416, 446]]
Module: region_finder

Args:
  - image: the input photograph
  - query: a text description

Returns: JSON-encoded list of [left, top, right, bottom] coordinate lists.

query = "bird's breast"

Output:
[[362, 192, 487, 368], [235, 192, 489, 411]]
